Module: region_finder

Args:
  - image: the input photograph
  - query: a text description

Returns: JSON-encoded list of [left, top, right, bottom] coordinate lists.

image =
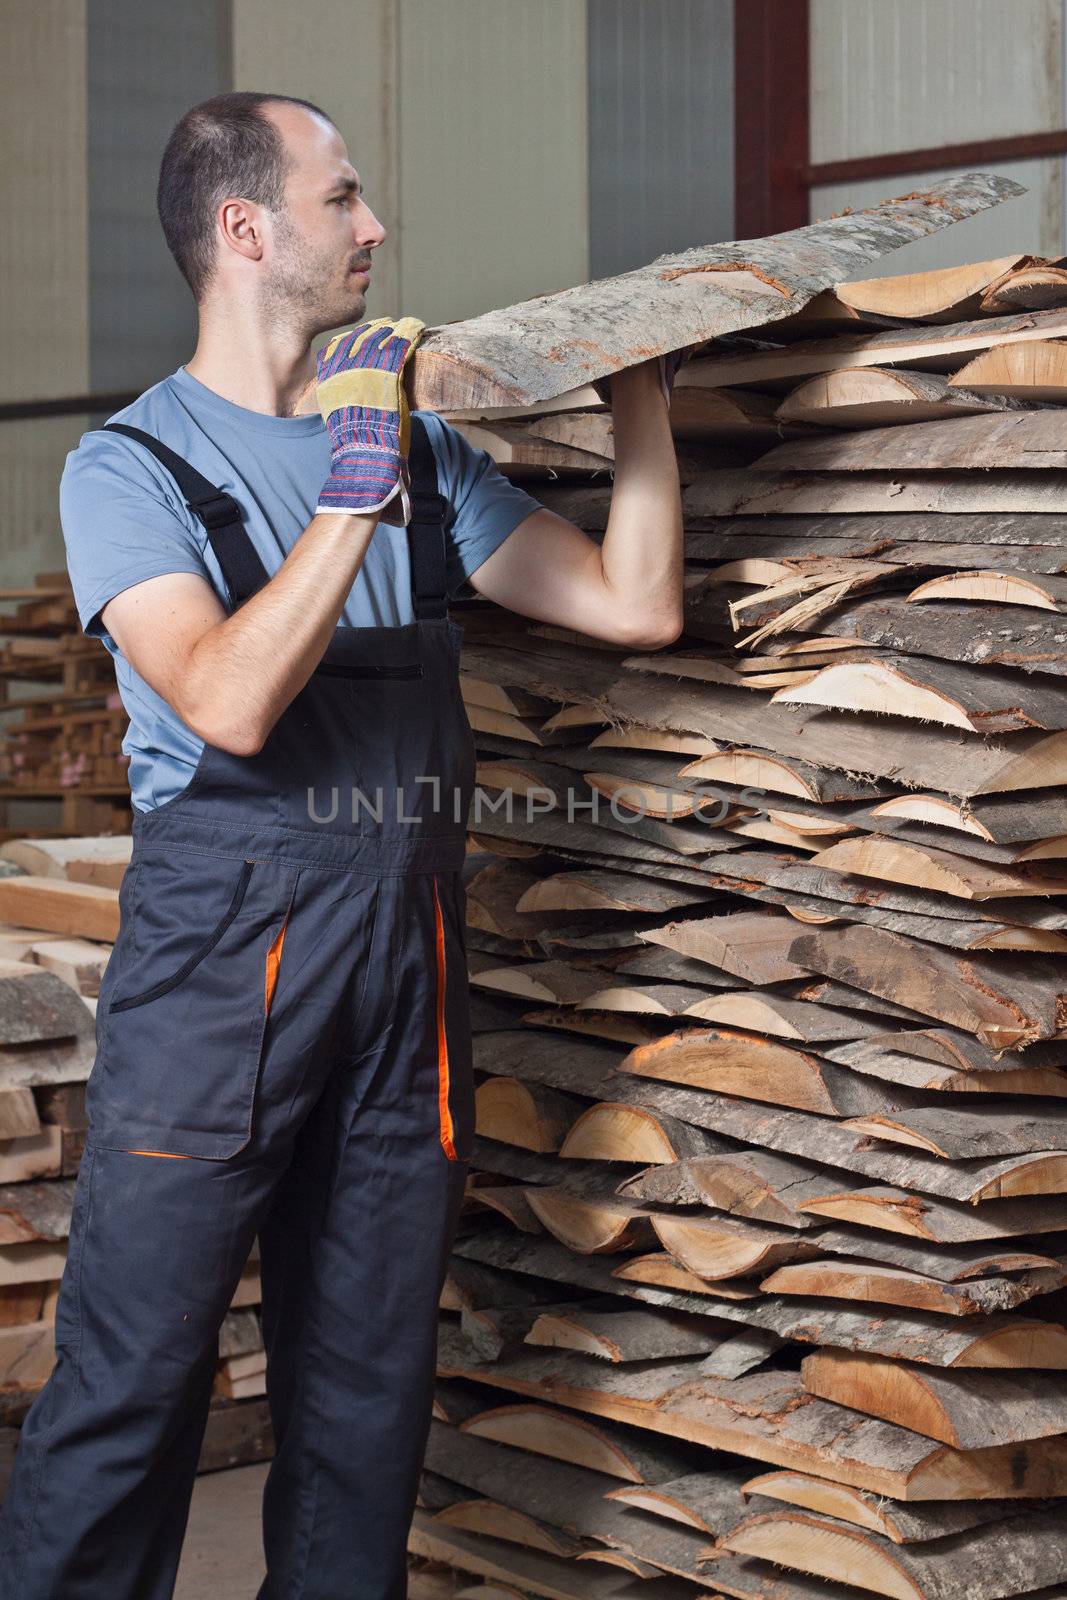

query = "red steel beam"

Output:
[[806, 128, 1067, 189], [734, 0, 810, 237]]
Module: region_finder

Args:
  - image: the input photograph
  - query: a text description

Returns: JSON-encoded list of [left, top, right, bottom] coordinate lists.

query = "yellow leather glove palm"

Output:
[[315, 316, 425, 517]]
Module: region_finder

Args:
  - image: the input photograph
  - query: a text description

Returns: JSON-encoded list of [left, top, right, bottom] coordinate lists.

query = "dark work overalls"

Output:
[[0, 417, 476, 1599]]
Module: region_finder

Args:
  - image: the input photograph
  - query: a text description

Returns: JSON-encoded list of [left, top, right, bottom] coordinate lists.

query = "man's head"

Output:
[[157, 92, 385, 334]]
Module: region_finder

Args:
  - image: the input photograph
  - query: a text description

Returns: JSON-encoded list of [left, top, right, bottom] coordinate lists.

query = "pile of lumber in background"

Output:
[[414, 229, 1067, 1596], [0, 575, 132, 839]]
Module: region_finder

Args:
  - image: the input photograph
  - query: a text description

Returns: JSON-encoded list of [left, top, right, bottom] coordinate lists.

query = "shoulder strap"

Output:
[[406, 413, 450, 621], [103, 416, 451, 620], [103, 422, 271, 609]]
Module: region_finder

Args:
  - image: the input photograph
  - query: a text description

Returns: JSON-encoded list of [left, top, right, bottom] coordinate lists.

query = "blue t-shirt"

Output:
[[61, 366, 541, 812]]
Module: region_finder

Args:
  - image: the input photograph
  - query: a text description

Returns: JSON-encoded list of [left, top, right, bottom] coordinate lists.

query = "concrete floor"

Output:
[[174, 1463, 268, 1599]]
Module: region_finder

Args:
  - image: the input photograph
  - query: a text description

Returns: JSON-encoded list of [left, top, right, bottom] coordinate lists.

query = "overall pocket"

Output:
[[87, 852, 298, 1160]]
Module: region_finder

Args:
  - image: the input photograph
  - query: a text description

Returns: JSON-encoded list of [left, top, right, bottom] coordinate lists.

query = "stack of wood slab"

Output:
[[409, 188, 1067, 1599], [0, 573, 132, 838], [0, 836, 271, 1492]]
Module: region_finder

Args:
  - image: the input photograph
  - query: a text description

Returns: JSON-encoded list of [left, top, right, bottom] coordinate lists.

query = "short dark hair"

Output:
[[157, 91, 335, 299]]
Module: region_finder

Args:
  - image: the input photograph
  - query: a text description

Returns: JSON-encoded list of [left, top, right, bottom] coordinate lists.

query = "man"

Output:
[[0, 91, 682, 1599]]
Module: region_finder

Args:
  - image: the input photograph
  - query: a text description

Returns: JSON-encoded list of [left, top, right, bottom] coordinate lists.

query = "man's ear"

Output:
[[218, 197, 265, 263]]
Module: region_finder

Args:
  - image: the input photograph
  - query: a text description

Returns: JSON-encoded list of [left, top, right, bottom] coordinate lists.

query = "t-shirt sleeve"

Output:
[[60, 432, 213, 641], [413, 411, 542, 596]]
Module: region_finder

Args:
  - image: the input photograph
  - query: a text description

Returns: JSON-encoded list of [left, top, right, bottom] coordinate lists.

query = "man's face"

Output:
[[259, 103, 386, 335]]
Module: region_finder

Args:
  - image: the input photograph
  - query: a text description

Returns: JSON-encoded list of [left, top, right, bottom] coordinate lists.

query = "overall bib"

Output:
[[0, 417, 476, 1600]]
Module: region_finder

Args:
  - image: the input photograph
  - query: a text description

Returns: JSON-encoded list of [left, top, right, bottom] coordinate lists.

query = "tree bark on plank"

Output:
[[701, 532, 1067, 577], [786, 923, 1067, 1049], [682, 303, 1067, 389], [0, 964, 97, 1047], [822, 1047, 1067, 1099], [685, 467, 1067, 518], [0, 1179, 76, 1245], [436, 1326, 1067, 1500], [720, 1504, 1067, 1600], [785, 595, 1067, 678], [650, 1213, 817, 1282], [523, 1305, 779, 1374], [475, 1029, 1067, 1201], [739, 1472, 1049, 1544], [408, 1511, 702, 1599], [681, 511, 1067, 553], [772, 657, 1067, 735], [452, 1226, 1067, 1360], [618, 1148, 837, 1228], [775, 367, 1025, 429], [794, 1183, 1067, 1244], [758, 407, 1067, 473], [457, 1399, 704, 1486], [406, 176, 1021, 412], [618, 1032, 1067, 1139], [426, 1418, 748, 1580], [829, 1030, 1067, 1075], [457, 639, 1067, 798], [908, 568, 1067, 611], [801, 1349, 1067, 1447], [761, 1259, 1066, 1317], [559, 1104, 729, 1165], [474, 1077, 586, 1153]]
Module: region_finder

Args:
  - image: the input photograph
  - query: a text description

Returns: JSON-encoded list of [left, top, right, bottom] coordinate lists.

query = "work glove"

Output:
[[315, 316, 425, 519]]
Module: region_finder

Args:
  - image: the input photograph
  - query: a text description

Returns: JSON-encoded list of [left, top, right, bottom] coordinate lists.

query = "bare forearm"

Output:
[[601, 363, 684, 640], [183, 510, 380, 754]]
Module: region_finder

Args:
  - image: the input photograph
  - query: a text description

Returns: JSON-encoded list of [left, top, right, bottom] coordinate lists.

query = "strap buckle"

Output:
[[187, 491, 243, 530]]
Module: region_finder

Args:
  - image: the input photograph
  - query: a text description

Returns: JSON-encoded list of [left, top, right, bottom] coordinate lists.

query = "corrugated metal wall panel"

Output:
[[232, 0, 401, 317], [811, 0, 1064, 161], [397, 0, 588, 324], [588, 0, 733, 276], [88, 0, 229, 394], [810, 0, 1065, 267]]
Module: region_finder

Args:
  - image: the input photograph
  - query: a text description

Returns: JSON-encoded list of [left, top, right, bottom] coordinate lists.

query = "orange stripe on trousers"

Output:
[[264, 910, 289, 1016], [432, 875, 458, 1160]]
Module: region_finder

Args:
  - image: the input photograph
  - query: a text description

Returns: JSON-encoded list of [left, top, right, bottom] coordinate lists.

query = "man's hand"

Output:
[[592, 348, 691, 408], [656, 345, 692, 405], [315, 316, 424, 520]]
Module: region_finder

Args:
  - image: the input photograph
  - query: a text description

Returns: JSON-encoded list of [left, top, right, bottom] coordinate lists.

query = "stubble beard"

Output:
[[265, 209, 368, 340]]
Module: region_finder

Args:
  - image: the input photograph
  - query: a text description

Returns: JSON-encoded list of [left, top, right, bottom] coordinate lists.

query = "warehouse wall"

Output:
[[0, 0, 89, 588], [87, 0, 228, 395], [809, 0, 1066, 269], [396, 0, 589, 322], [235, 0, 589, 326], [587, 0, 734, 277], [231, 0, 402, 316]]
